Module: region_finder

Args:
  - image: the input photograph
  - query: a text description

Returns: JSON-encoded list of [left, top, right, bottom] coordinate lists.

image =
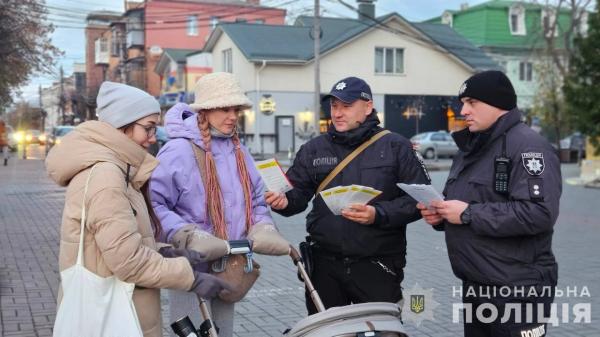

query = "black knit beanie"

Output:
[[457, 70, 517, 111]]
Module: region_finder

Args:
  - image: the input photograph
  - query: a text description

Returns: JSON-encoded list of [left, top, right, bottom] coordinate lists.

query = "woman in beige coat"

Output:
[[46, 81, 229, 337]]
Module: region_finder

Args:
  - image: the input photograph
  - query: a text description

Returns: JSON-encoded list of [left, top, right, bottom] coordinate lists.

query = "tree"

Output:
[[529, 0, 592, 146], [564, 5, 600, 154], [0, 0, 61, 109]]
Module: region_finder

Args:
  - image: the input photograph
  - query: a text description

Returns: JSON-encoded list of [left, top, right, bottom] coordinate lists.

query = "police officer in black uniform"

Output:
[[418, 71, 560, 337], [265, 77, 430, 314]]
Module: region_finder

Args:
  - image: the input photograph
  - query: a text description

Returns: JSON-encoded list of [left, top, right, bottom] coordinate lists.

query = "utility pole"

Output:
[[59, 66, 65, 125], [39, 85, 46, 131], [313, 0, 321, 135]]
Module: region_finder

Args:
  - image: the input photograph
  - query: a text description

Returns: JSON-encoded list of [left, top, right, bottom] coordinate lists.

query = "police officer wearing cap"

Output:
[[265, 76, 430, 314], [418, 70, 560, 337]]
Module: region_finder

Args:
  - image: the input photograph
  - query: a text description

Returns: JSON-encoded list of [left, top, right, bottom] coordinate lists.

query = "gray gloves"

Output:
[[158, 246, 209, 266], [189, 271, 233, 299]]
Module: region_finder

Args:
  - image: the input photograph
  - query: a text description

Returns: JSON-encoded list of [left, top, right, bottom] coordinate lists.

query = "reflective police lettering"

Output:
[[312, 157, 338, 167], [520, 324, 546, 337]]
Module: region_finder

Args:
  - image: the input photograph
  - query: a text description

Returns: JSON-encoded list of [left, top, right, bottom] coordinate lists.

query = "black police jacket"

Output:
[[438, 109, 560, 286], [273, 112, 430, 259]]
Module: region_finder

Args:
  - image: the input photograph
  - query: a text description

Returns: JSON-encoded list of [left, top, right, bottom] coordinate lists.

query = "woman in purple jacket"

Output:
[[150, 72, 274, 337]]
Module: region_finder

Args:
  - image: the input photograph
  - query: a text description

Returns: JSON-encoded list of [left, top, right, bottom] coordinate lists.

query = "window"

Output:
[[255, 19, 265, 24], [111, 29, 122, 57], [541, 8, 558, 37], [210, 16, 219, 30], [509, 4, 526, 35], [374, 47, 404, 75], [235, 18, 247, 23], [187, 15, 198, 36], [431, 133, 445, 141], [441, 11, 453, 27], [223, 49, 232, 73], [519, 61, 533, 81], [99, 38, 108, 53]]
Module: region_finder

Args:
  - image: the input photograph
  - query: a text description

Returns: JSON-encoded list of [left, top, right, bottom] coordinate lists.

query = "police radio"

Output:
[[494, 133, 510, 194]]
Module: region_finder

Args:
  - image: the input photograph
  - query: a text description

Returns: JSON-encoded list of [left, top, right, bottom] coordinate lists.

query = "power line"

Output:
[[34, 1, 296, 31]]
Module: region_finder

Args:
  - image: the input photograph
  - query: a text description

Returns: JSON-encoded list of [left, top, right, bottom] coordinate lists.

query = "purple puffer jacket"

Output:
[[150, 103, 273, 243]]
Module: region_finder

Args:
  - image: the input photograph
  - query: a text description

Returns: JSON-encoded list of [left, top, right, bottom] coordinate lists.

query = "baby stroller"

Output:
[[284, 246, 408, 337]]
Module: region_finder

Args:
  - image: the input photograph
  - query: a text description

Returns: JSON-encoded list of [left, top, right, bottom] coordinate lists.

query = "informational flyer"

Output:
[[396, 183, 444, 207], [255, 158, 293, 193], [319, 185, 382, 215]]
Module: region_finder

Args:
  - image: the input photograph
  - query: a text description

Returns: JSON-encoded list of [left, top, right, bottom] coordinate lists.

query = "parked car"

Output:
[[558, 132, 586, 162], [5, 125, 18, 152], [38, 131, 48, 145], [25, 129, 42, 144], [411, 131, 458, 159], [46, 125, 75, 153]]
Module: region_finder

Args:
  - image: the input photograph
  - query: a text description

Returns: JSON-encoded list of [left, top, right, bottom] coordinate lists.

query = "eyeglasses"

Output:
[[134, 123, 157, 137]]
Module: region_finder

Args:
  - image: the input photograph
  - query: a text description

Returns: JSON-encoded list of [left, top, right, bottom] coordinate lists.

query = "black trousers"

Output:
[[462, 281, 555, 337], [305, 251, 404, 315]]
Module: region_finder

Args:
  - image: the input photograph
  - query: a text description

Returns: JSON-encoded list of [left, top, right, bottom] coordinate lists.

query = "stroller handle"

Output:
[[289, 245, 302, 265], [289, 245, 326, 313]]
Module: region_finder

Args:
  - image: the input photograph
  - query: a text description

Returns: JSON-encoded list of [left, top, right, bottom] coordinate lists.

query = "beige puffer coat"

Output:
[[46, 121, 195, 337]]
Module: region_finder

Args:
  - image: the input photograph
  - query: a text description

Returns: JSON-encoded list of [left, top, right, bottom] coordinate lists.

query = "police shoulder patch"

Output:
[[521, 152, 545, 176]]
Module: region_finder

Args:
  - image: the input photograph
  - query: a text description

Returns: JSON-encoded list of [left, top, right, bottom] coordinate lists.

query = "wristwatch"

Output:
[[460, 205, 472, 225]]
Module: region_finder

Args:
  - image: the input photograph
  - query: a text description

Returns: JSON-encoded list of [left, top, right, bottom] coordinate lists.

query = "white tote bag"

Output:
[[53, 165, 143, 337]]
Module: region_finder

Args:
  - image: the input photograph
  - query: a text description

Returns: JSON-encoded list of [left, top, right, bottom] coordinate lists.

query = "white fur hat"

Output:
[[189, 72, 252, 111]]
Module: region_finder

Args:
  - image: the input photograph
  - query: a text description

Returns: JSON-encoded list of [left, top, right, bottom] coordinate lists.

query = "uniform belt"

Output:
[[312, 245, 370, 264]]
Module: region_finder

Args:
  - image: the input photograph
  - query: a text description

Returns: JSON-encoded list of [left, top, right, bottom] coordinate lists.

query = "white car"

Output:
[[411, 131, 458, 159]]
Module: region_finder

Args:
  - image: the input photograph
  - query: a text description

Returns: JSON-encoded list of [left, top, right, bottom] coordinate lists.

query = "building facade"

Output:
[[204, 11, 499, 155], [426, 0, 589, 111]]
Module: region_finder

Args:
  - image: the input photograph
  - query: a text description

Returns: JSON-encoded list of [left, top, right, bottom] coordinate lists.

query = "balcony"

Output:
[[127, 30, 144, 48], [94, 39, 109, 65]]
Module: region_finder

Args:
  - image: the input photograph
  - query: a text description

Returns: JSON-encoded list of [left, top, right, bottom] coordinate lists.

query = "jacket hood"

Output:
[[45, 120, 158, 188], [164, 103, 206, 148]]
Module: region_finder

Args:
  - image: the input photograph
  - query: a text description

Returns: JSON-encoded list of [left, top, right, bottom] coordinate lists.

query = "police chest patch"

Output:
[[521, 152, 545, 176]]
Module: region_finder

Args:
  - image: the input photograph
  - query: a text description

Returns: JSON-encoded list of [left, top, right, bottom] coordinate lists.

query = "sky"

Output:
[[10, 0, 522, 103]]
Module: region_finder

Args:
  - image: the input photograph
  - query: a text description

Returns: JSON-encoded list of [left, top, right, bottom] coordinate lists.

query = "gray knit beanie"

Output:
[[97, 81, 160, 128]]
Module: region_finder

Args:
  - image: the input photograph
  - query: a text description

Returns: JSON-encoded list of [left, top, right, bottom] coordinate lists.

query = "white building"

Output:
[[204, 10, 499, 155]]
